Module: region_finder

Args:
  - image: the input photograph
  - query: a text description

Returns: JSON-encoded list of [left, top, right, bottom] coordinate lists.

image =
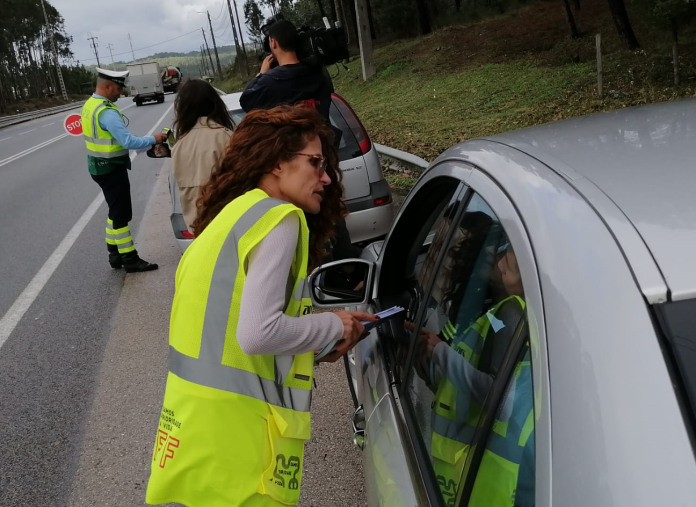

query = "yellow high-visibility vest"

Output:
[[81, 96, 129, 175], [146, 188, 314, 507]]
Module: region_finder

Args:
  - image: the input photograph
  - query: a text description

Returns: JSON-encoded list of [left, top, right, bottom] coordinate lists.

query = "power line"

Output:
[[77, 29, 201, 63], [211, 0, 226, 20]]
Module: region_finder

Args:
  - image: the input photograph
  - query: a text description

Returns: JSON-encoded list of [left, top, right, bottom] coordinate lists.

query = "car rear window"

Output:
[[656, 299, 696, 435], [328, 102, 362, 161], [227, 106, 361, 162]]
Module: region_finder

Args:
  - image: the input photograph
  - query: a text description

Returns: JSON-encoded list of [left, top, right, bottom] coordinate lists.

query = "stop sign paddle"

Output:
[[63, 114, 83, 136]]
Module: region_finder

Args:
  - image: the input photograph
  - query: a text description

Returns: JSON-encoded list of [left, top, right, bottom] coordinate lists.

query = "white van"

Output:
[[126, 62, 164, 106]]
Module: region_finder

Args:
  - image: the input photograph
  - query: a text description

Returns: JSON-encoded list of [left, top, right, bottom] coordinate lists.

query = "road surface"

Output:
[[0, 96, 366, 506]]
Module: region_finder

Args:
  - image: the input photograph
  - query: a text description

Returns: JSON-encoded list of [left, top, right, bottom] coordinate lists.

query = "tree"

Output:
[[0, 0, 78, 113], [243, 0, 266, 43], [606, 0, 640, 49], [414, 0, 433, 35], [651, 0, 696, 83], [561, 0, 580, 38]]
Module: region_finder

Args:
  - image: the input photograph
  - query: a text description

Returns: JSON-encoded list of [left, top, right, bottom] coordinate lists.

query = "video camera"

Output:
[[261, 14, 349, 68]]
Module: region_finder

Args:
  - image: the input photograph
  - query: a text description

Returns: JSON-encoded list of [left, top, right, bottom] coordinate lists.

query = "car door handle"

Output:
[[352, 404, 366, 450]]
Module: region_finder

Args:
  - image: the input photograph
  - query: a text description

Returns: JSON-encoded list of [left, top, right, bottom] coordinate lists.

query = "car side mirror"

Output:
[[308, 259, 374, 307]]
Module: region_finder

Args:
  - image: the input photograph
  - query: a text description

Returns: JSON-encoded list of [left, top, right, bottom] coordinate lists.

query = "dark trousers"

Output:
[[91, 168, 132, 229]]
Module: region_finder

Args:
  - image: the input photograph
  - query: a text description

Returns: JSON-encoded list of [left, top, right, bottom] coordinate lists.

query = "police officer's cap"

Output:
[[97, 68, 129, 87]]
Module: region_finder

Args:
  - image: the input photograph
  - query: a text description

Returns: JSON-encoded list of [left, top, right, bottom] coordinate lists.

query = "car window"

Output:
[[329, 101, 362, 160], [229, 108, 245, 126], [373, 177, 462, 387], [467, 342, 535, 507], [655, 299, 696, 443], [402, 192, 534, 506], [228, 104, 359, 162]]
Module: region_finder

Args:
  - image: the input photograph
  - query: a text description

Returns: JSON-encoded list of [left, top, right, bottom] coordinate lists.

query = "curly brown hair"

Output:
[[192, 105, 345, 270]]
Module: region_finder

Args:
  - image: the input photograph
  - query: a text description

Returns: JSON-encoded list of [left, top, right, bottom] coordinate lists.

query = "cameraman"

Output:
[[240, 19, 333, 121], [241, 19, 360, 261]]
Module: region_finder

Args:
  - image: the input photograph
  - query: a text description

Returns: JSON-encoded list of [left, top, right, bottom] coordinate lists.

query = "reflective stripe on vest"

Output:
[[81, 97, 128, 158], [168, 194, 314, 412]]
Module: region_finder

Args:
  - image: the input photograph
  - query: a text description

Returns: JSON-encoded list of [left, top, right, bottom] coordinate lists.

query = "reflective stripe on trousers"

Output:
[[168, 198, 313, 412], [105, 218, 135, 253]]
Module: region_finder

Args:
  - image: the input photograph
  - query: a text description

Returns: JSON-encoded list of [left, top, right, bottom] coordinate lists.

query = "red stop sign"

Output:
[[63, 114, 83, 136]]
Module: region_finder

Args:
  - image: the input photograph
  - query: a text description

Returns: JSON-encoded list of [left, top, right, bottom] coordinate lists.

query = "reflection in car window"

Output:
[[229, 109, 245, 127], [405, 193, 535, 507], [329, 102, 362, 161]]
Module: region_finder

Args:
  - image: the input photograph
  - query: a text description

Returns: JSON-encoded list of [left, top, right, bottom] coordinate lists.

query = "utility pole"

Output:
[[225, 0, 242, 62], [87, 32, 101, 68], [354, 0, 375, 80], [107, 43, 116, 69], [232, 0, 249, 70], [205, 11, 224, 78], [201, 28, 216, 79], [127, 33, 136, 62], [40, 0, 68, 100], [199, 46, 207, 76]]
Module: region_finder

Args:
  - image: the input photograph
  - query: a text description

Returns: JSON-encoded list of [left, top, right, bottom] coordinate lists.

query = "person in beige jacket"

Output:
[[172, 79, 235, 232]]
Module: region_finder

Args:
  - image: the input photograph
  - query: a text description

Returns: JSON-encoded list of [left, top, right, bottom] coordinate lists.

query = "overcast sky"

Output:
[[53, 0, 255, 65]]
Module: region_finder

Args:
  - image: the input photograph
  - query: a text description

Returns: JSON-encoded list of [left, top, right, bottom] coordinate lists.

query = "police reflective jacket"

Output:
[[80, 96, 130, 175], [430, 296, 533, 507], [146, 189, 314, 507]]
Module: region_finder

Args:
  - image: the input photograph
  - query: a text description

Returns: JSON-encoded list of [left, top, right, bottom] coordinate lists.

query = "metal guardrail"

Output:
[[374, 143, 430, 172], [0, 101, 86, 130]]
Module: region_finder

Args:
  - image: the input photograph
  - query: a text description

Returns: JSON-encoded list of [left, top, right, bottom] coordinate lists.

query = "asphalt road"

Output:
[[0, 96, 367, 506]]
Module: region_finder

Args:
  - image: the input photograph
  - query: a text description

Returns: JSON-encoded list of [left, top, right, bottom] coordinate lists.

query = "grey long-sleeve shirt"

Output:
[[236, 213, 344, 356]]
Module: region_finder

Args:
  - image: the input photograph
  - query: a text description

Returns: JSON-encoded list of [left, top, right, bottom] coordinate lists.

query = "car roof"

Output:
[[479, 99, 696, 301], [221, 91, 242, 111]]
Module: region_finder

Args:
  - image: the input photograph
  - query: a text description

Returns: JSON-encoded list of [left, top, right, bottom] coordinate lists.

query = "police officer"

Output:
[[81, 68, 167, 272]]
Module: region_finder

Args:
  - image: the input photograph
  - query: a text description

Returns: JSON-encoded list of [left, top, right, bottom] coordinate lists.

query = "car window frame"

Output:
[[391, 165, 550, 507]]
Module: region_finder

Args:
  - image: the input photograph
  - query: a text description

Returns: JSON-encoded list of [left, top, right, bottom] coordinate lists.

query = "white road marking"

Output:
[[18, 129, 36, 135], [0, 103, 138, 169], [0, 137, 10, 142], [0, 102, 175, 351], [0, 134, 68, 168], [41, 123, 55, 127]]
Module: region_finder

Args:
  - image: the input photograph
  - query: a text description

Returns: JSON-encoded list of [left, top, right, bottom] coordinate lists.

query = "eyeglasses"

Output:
[[292, 153, 327, 175]]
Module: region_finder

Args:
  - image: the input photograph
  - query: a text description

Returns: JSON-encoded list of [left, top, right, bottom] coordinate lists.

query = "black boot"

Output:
[[107, 243, 123, 269], [121, 250, 158, 273]]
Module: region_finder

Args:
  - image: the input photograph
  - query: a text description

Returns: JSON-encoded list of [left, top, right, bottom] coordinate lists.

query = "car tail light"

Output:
[[332, 93, 372, 155], [182, 230, 195, 239], [374, 196, 392, 206]]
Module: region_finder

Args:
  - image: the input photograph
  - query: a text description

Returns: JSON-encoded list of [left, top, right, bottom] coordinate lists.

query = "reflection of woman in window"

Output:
[[417, 246, 532, 507], [419, 212, 496, 342], [440, 212, 496, 328]]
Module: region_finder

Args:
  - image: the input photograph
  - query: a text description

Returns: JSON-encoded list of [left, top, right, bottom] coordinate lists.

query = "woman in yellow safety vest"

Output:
[[146, 105, 376, 507]]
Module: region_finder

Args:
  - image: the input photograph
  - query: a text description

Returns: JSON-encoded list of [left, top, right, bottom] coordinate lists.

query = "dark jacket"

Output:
[[240, 63, 332, 120]]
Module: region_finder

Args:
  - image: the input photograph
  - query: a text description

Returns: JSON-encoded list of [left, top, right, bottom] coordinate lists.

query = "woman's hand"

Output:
[[333, 311, 378, 355]]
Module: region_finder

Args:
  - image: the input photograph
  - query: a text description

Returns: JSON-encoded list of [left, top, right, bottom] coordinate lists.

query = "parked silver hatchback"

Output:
[[310, 99, 696, 506]]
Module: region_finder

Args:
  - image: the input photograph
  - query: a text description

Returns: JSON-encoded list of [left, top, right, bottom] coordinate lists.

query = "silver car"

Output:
[[310, 99, 696, 506], [169, 92, 393, 252]]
